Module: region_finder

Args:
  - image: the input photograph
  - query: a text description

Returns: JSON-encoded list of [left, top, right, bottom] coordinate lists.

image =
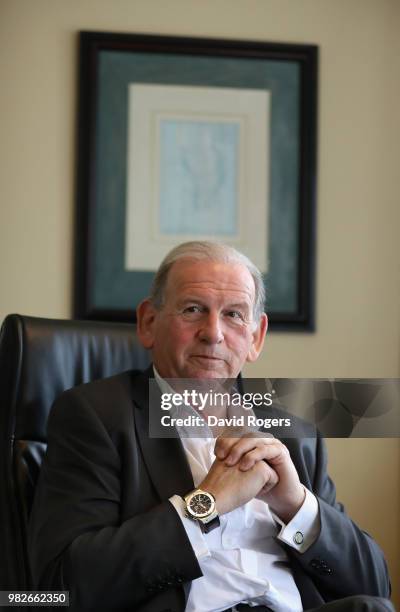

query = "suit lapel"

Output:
[[131, 367, 194, 501]]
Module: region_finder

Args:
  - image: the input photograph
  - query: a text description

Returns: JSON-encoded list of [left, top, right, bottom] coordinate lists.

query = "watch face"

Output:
[[188, 492, 214, 518]]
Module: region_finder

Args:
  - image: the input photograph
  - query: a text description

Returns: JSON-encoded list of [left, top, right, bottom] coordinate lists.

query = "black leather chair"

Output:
[[0, 314, 150, 590]]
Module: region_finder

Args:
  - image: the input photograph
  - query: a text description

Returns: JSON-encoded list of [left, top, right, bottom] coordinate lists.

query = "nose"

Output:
[[197, 312, 224, 344]]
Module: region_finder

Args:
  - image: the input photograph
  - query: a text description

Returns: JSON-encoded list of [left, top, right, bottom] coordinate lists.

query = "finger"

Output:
[[214, 436, 239, 460], [224, 436, 278, 466], [237, 443, 283, 470], [254, 459, 279, 488], [224, 435, 276, 465], [258, 464, 279, 494], [214, 428, 258, 458]]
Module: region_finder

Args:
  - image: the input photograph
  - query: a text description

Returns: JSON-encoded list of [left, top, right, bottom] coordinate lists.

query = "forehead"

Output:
[[164, 258, 256, 304]]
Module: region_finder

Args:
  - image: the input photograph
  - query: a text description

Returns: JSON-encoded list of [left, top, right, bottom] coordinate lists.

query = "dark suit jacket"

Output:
[[28, 367, 390, 612]]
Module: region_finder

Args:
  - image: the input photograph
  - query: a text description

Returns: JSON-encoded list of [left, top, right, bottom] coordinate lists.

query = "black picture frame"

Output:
[[74, 31, 318, 331]]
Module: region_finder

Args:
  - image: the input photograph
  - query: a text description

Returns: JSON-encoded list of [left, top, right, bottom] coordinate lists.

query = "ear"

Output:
[[136, 299, 158, 349], [246, 313, 268, 363]]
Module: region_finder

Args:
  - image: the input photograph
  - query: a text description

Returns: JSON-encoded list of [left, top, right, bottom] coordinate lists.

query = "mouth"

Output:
[[191, 355, 223, 361], [189, 355, 227, 369], [187, 355, 229, 379]]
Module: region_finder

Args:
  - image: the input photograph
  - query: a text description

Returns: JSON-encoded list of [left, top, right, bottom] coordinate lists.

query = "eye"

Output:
[[180, 304, 205, 319], [183, 305, 202, 314], [225, 310, 245, 321]]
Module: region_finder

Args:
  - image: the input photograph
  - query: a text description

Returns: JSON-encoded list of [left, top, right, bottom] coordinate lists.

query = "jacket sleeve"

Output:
[[28, 388, 202, 611], [288, 432, 391, 601]]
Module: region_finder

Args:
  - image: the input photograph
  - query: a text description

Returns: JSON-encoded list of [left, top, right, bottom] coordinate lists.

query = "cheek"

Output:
[[227, 329, 254, 357], [158, 321, 194, 354], [173, 327, 196, 351]]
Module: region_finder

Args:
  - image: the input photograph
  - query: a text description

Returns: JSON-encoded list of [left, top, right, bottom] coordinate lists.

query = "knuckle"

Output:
[[271, 473, 279, 486], [216, 435, 228, 447], [274, 440, 287, 453], [229, 446, 240, 460]]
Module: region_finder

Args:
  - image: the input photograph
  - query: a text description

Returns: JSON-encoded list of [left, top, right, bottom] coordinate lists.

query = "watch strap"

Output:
[[199, 514, 220, 533]]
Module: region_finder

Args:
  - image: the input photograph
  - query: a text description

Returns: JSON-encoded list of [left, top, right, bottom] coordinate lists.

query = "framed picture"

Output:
[[74, 31, 318, 330]]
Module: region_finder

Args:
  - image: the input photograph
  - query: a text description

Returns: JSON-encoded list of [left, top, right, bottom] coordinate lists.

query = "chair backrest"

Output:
[[0, 314, 150, 590]]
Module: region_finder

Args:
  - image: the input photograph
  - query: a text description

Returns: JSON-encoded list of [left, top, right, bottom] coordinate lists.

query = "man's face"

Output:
[[137, 258, 267, 379]]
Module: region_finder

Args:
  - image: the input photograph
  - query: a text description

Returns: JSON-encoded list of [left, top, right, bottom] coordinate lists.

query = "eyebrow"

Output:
[[223, 302, 251, 311], [179, 297, 251, 311]]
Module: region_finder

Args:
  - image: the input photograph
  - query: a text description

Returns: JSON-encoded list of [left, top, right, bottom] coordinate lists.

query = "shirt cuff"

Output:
[[169, 494, 211, 561], [272, 487, 321, 553]]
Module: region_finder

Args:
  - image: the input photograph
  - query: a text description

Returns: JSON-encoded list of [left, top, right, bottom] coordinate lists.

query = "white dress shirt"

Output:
[[153, 370, 320, 612]]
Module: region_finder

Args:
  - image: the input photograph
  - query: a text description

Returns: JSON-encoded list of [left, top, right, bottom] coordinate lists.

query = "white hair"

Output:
[[149, 241, 266, 322]]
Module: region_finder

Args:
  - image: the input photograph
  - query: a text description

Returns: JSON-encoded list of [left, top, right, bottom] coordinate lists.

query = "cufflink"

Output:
[[293, 531, 304, 545]]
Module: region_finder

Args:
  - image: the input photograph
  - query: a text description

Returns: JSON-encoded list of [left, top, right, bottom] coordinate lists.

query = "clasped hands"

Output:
[[200, 433, 305, 523]]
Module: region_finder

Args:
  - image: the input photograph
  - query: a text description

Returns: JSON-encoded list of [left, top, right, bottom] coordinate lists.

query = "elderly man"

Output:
[[29, 241, 392, 612]]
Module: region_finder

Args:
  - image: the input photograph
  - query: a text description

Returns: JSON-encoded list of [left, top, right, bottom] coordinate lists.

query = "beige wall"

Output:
[[1, 0, 399, 605]]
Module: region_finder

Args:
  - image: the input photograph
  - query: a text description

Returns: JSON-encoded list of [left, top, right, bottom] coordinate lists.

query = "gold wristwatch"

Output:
[[183, 489, 220, 533]]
